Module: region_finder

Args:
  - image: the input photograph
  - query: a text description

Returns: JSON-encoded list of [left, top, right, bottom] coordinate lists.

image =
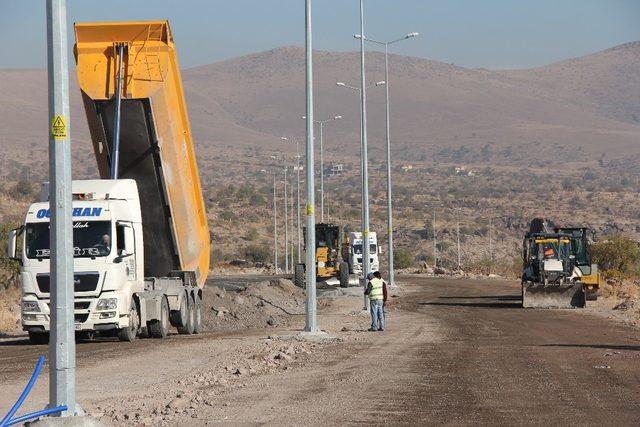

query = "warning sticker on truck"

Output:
[[51, 115, 67, 140]]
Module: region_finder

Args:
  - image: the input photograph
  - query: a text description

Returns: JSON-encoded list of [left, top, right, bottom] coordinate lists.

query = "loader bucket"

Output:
[[522, 283, 586, 308]]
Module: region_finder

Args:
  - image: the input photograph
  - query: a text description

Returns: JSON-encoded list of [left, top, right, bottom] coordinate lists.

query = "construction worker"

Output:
[[365, 271, 387, 331]]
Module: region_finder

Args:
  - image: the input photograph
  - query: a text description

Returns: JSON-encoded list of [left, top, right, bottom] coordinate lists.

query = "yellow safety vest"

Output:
[[369, 278, 384, 301]]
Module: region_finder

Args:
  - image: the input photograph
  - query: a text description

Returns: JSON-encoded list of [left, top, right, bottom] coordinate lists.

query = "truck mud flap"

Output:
[[522, 283, 586, 309]]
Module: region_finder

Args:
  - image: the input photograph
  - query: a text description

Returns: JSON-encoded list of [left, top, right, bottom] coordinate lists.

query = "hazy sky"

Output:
[[2, 0, 640, 70]]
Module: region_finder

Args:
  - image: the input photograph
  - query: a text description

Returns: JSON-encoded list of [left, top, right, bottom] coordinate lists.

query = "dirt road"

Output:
[[1, 276, 639, 425]]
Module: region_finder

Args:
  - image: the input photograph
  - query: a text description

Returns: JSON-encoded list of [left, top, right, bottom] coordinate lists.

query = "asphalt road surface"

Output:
[[1, 276, 639, 425]]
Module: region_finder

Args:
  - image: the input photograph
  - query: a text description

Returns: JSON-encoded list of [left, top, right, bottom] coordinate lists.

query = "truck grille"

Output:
[[36, 272, 100, 293]]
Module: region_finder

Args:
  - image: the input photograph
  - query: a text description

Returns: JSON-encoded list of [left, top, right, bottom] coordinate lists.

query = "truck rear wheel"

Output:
[[170, 292, 188, 328], [339, 262, 349, 288], [28, 331, 49, 345], [118, 298, 140, 342], [294, 264, 305, 288], [149, 296, 169, 339], [177, 293, 195, 335], [193, 293, 202, 334]]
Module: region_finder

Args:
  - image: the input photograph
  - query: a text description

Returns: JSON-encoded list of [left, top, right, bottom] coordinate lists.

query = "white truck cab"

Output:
[[9, 180, 200, 343], [348, 231, 380, 276]]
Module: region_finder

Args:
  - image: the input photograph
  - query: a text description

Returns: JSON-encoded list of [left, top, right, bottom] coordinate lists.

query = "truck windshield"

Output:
[[354, 244, 377, 255], [25, 221, 112, 259]]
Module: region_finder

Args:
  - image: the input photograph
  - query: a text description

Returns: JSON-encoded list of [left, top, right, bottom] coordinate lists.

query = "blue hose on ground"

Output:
[[5, 406, 68, 427], [0, 356, 45, 427]]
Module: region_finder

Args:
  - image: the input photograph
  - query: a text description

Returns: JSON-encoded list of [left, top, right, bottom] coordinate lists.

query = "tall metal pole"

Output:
[[382, 43, 395, 287], [433, 210, 437, 268], [283, 166, 289, 274], [359, 0, 371, 311], [290, 180, 294, 269], [319, 122, 324, 223], [489, 217, 493, 264], [304, 0, 318, 332], [457, 210, 461, 269], [296, 139, 301, 263], [273, 174, 278, 274], [47, 0, 76, 416]]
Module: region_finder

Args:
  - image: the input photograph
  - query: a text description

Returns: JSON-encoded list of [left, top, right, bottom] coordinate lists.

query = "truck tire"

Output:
[[294, 264, 305, 288], [177, 293, 195, 335], [170, 292, 188, 328], [118, 298, 140, 342], [193, 292, 203, 334], [149, 296, 169, 339], [339, 262, 350, 288], [28, 331, 49, 345]]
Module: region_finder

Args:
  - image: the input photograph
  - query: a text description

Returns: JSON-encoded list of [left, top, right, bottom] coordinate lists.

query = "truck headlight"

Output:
[[22, 301, 41, 312], [97, 298, 118, 310]]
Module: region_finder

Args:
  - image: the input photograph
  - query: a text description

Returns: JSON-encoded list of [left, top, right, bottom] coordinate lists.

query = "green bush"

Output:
[[394, 248, 414, 269], [244, 244, 271, 264], [245, 227, 258, 241], [591, 235, 640, 278], [219, 209, 236, 222]]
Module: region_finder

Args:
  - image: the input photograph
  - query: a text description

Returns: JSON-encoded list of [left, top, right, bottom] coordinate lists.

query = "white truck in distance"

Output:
[[347, 232, 380, 276]]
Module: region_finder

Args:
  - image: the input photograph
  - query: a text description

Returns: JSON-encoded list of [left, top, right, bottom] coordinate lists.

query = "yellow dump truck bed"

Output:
[[74, 21, 209, 287]]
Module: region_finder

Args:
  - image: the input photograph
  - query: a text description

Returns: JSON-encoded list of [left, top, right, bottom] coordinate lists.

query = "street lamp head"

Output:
[[354, 34, 365, 40], [336, 82, 346, 87], [406, 32, 419, 39], [334, 115, 342, 120], [301, 116, 307, 120], [280, 137, 288, 141], [376, 81, 386, 86]]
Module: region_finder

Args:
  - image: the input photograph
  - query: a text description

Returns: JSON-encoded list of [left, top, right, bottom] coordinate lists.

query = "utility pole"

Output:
[[457, 210, 461, 269], [283, 165, 289, 274], [273, 174, 278, 274], [358, 31, 418, 288], [489, 217, 493, 265], [281, 136, 302, 264], [433, 210, 437, 268], [359, 0, 371, 311], [290, 180, 294, 269], [47, 0, 77, 416], [304, 0, 318, 332]]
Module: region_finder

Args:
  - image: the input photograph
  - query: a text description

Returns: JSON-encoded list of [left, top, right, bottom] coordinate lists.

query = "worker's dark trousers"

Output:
[[370, 299, 385, 330]]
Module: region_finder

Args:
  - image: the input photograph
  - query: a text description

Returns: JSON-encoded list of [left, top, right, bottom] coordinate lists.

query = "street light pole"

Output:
[[283, 165, 289, 273], [358, 31, 418, 287], [301, 116, 342, 223], [457, 210, 461, 269], [433, 209, 437, 269], [273, 174, 278, 274], [304, 0, 318, 332], [46, 0, 76, 416], [281, 137, 302, 264]]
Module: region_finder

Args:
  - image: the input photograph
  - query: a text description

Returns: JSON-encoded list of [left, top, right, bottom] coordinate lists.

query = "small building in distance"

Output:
[[324, 163, 344, 177]]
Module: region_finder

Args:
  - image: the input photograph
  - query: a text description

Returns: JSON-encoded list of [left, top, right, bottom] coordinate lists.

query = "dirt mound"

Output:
[[202, 279, 305, 331], [0, 288, 20, 335]]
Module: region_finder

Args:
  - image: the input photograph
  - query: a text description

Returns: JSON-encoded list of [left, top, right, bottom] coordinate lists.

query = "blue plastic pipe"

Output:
[[0, 356, 45, 427], [6, 406, 67, 427]]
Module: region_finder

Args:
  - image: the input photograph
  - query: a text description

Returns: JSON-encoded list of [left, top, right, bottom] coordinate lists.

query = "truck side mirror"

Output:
[[378, 246, 382, 254], [7, 229, 18, 259]]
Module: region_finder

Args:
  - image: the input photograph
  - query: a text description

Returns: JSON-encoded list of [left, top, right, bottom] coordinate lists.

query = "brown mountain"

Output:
[[1, 42, 640, 179]]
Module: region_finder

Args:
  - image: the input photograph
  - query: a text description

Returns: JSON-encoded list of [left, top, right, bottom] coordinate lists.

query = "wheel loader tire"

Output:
[[586, 289, 598, 301], [340, 262, 349, 288], [295, 264, 305, 288]]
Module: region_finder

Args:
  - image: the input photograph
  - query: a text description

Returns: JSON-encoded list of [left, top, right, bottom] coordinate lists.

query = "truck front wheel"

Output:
[[118, 298, 140, 342], [149, 296, 169, 339]]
